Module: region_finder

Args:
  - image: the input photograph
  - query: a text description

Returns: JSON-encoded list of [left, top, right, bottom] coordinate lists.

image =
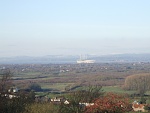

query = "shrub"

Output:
[[28, 83, 42, 92]]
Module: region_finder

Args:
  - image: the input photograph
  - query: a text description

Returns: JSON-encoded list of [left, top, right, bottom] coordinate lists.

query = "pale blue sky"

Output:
[[0, 0, 150, 57]]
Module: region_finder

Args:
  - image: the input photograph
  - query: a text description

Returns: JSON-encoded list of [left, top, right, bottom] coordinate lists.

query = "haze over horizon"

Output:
[[0, 0, 150, 57]]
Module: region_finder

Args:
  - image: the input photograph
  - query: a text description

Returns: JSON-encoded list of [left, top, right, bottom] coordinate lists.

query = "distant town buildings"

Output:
[[77, 55, 95, 64]]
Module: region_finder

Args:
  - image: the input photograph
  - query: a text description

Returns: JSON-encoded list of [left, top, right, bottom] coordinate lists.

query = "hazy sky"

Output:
[[0, 0, 150, 57]]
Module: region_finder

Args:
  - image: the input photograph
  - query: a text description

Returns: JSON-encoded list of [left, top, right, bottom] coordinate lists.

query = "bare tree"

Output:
[[124, 73, 150, 96], [0, 68, 13, 92], [59, 85, 103, 113]]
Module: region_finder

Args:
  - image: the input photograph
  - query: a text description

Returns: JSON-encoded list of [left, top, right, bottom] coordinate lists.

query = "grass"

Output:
[[41, 83, 74, 91], [102, 86, 136, 94], [23, 103, 59, 113], [74, 85, 136, 95]]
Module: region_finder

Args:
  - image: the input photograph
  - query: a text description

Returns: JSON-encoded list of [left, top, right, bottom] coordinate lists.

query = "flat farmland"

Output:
[[1, 62, 150, 93]]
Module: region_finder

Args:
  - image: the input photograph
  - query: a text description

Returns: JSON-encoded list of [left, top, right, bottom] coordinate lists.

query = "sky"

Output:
[[0, 0, 150, 57]]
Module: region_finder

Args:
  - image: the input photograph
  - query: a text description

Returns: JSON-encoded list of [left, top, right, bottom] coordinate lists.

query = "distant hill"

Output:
[[93, 54, 150, 63], [0, 54, 150, 64], [0, 55, 78, 64]]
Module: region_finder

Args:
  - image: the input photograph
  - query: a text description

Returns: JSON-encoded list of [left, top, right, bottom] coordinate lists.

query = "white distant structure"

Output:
[[77, 59, 95, 64], [77, 55, 95, 64]]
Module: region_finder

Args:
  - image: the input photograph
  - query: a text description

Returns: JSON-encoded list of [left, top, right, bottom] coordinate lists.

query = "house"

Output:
[[79, 102, 94, 107], [132, 101, 147, 112], [8, 87, 19, 93], [8, 94, 18, 99], [50, 96, 65, 103], [2, 87, 20, 99], [35, 95, 50, 103], [64, 100, 70, 104]]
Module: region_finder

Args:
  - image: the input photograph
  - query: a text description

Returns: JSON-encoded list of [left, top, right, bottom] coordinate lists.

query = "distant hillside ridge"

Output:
[[0, 54, 150, 64]]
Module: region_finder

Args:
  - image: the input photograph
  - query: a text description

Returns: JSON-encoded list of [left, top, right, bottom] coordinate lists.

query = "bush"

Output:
[[144, 105, 150, 111], [85, 93, 132, 113], [28, 83, 42, 92]]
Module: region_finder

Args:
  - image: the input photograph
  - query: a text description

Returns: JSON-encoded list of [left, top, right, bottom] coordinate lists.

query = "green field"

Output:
[[102, 86, 136, 94], [41, 83, 74, 91]]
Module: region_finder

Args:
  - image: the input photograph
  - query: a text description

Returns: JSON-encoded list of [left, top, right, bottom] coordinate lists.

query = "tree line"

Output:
[[124, 73, 150, 96]]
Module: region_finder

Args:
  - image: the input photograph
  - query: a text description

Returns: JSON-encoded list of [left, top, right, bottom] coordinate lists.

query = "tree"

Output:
[[59, 85, 103, 113], [0, 68, 13, 92], [0, 69, 35, 113], [124, 73, 150, 96], [28, 83, 42, 92], [85, 93, 131, 113], [81, 85, 103, 103]]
